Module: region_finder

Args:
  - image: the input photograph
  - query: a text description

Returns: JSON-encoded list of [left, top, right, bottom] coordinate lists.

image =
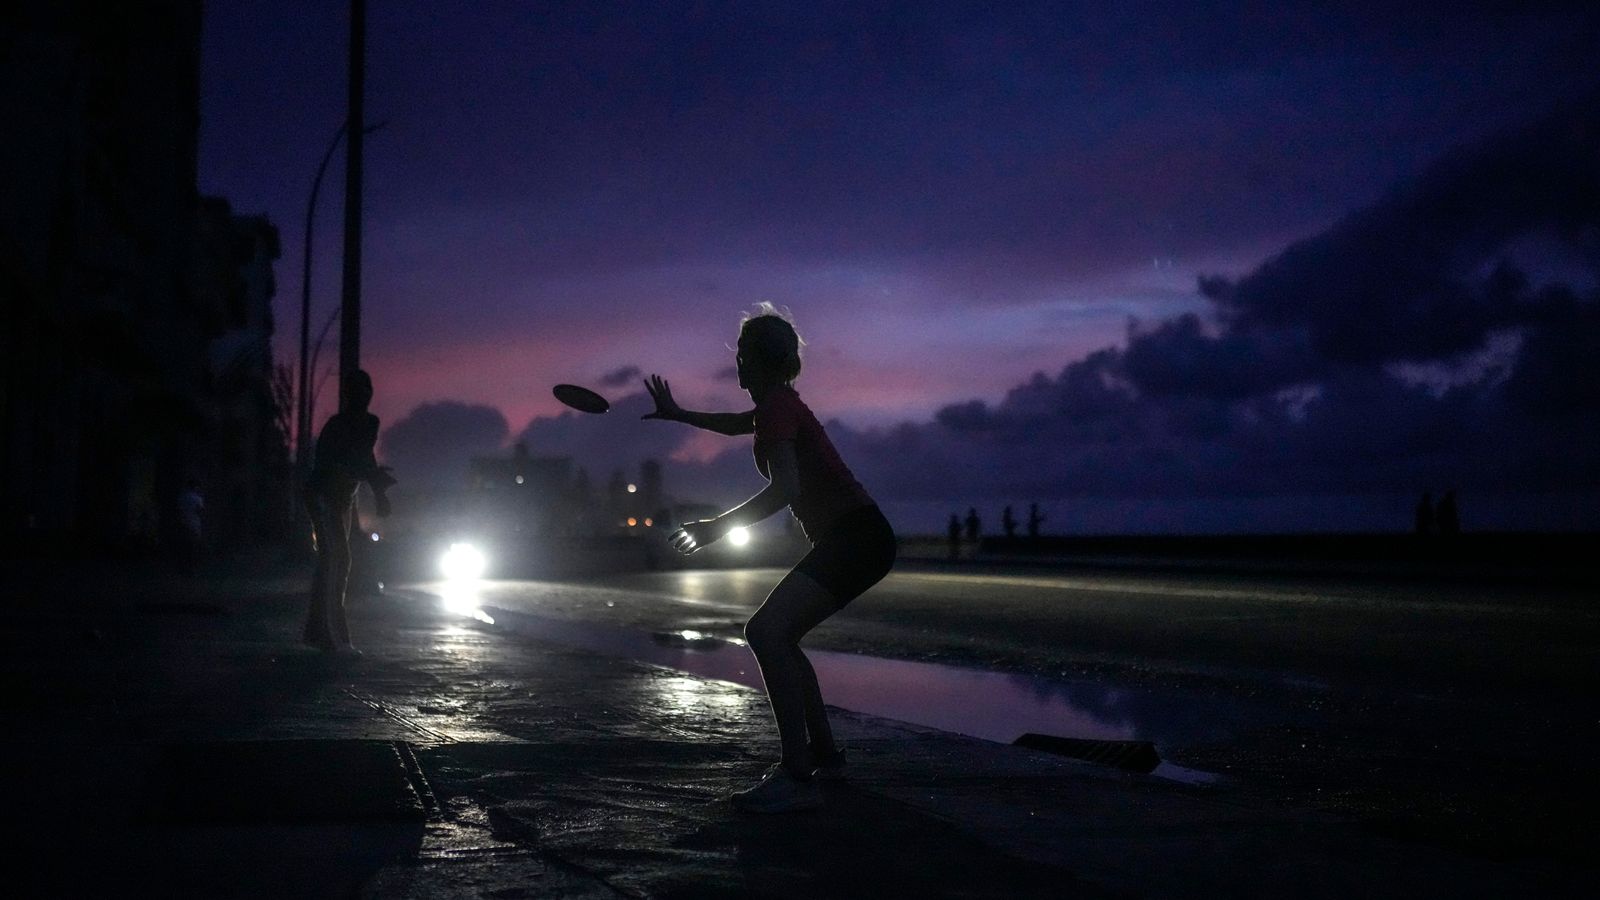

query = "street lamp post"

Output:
[[296, 122, 349, 492], [340, 0, 367, 403], [295, 0, 374, 534], [294, 118, 386, 496]]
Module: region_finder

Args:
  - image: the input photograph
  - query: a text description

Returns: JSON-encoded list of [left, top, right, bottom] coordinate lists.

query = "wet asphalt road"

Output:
[[407, 562, 1597, 861]]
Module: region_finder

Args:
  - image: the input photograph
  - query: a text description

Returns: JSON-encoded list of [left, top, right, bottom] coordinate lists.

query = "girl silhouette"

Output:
[[644, 305, 896, 812]]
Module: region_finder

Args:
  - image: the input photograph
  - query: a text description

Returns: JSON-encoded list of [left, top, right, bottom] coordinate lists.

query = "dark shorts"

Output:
[[794, 505, 897, 608]]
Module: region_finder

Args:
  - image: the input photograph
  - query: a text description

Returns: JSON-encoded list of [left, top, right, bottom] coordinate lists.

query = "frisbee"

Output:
[[553, 383, 610, 414]]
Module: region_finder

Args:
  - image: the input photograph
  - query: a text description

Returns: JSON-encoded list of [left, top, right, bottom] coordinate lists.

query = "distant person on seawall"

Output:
[[1414, 492, 1435, 537], [643, 304, 896, 813], [1437, 490, 1460, 537], [304, 370, 395, 656]]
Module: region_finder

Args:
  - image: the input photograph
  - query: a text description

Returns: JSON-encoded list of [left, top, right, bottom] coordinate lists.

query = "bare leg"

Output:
[[305, 492, 354, 649], [328, 498, 354, 647], [793, 650, 836, 758], [305, 556, 329, 645], [305, 495, 335, 647], [744, 569, 840, 776]]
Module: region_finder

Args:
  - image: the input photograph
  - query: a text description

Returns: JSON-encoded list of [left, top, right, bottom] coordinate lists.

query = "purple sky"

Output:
[[200, 2, 1600, 532]]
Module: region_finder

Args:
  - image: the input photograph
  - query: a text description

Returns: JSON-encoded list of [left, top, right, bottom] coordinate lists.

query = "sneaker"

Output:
[[730, 764, 822, 813], [812, 747, 848, 781]]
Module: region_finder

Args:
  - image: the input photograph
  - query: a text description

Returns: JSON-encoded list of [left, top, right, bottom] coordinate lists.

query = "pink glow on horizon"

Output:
[[328, 254, 1267, 443], [337, 289, 1191, 441]]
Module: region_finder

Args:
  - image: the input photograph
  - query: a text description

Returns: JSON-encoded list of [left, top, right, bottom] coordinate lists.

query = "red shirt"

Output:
[[753, 385, 874, 542]]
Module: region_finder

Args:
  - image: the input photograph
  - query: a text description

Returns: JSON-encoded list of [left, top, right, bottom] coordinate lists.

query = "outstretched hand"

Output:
[[669, 519, 721, 555], [642, 374, 683, 422]]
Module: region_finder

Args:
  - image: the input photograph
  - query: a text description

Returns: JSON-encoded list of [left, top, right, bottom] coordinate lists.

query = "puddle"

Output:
[[427, 587, 1231, 784]]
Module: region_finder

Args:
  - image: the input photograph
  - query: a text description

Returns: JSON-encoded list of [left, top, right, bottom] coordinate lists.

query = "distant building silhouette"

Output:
[[466, 448, 668, 538], [194, 197, 291, 549], [641, 459, 664, 521], [467, 442, 576, 537], [572, 466, 594, 530]]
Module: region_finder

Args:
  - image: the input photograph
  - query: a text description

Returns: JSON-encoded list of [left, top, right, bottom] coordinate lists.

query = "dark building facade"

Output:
[[193, 197, 291, 549], [1, 3, 289, 554]]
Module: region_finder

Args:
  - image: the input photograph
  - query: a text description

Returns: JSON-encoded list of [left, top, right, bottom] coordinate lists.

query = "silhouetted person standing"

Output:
[[305, 370, 394, 655], [1027, 502, 1045, 539], [1437, 490, 1460, 536], [1001, 505, 1017, 539], [964, 507, 980, 544], [1414, 492, 1435, 536], [947, 514, 962, 560]]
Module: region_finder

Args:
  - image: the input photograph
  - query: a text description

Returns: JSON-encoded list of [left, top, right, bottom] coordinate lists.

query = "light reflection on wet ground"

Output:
[[417, 584, 1239, 783]]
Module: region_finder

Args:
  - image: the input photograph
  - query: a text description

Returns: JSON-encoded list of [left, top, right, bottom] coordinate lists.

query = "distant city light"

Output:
[[727, 526, 751, 547], [644, 518, 653, 527], [627, 517, 638, 527], [370, 532, 380, 542], [515, 475, 524, 484], [627, 483, 638, 493]]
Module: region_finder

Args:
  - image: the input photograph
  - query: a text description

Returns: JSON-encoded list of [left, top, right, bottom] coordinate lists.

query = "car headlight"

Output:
[[440, 542, 487, 581]]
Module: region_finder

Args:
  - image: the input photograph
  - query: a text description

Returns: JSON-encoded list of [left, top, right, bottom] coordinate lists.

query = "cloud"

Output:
[[824, 97, 1600, 526], [597, 365, 642, 388], [1119, 314, 1317, 401], [1201, 95, 1600, 374], [379, 401, 509, 491], [1501, 285, 1600, 417]]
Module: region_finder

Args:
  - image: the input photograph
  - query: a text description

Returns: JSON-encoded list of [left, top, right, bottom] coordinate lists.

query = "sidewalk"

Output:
[[3, 561, 1583, 897]]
